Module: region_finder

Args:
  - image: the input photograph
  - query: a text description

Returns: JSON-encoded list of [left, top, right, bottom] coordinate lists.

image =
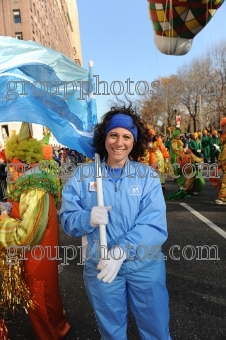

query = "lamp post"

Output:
[[199, 95, 203, 133]]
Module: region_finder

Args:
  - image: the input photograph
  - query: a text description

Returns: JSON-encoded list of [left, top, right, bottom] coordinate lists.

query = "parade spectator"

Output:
[[53, 149, 61, 165], [0, 123, 70, 339], [60, 104, 171, 340], [58, 149, 64, 165], [77, 152, 85, 163], [62, 148, 68, 162], [70, 149, 79, 164], [58, 147, 68, 164]]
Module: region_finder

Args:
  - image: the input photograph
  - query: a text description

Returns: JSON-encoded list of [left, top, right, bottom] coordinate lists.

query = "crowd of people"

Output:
[[0, 145, 87, 201], [52, 146, 87, 165], [0, 112, 225, 339]]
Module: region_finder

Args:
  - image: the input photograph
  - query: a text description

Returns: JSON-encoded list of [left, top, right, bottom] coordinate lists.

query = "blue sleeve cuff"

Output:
[[81, 211, 95, 234]]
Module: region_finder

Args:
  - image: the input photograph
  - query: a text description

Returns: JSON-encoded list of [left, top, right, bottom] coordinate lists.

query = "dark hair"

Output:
[[91, 102, 151, 161]]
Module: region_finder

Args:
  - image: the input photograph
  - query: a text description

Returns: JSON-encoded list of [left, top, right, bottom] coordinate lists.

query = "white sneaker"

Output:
[[215, 199, 226, 205]]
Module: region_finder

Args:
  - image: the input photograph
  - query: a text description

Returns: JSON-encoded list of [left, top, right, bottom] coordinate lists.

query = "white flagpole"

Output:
[[95, 153, 108, 258], [82, 60, 97, 263]]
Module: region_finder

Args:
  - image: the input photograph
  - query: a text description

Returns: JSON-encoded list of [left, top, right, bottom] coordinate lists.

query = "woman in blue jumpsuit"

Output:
[[60, 105, 171, 340]]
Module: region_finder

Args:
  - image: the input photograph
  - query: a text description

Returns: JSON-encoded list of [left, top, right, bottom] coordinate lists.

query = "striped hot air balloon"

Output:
[[148, 0, 225, 55]]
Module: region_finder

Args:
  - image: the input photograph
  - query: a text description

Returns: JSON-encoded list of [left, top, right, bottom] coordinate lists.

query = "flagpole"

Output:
[[88, 61, 107, 257], [88, 60, 93, 76], [95, 153, 108, 259]]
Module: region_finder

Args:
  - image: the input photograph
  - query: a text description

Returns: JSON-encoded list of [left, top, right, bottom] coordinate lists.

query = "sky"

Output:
[[76, 0, 226, 119]]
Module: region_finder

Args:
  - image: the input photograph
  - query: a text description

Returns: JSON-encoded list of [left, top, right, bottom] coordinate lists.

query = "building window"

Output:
[[13, 10, 21, 23], [15, 32, 23, 40], [1, 125, 9, 140], [31, 17, 34, 32]]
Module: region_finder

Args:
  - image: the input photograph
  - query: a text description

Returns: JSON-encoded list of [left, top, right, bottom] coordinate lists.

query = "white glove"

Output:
[[214, 144, 220, 151], [97, 246, 126, 283], [0, 202, 12, 215], [197, 149, 201, 152], [90, 206, 112, 227]]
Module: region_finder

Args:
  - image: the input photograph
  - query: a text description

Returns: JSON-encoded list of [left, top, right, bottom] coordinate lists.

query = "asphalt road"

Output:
[[5, 178, 226, 340]]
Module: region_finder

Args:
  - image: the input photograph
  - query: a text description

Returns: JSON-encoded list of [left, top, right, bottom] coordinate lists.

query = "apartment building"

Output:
[[0, 0, 82, 64], [0, 0, 83, 145]]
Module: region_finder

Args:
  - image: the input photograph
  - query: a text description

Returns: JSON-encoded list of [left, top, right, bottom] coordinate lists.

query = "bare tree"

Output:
[[138, 76, 182, 133], [136, 39, 226, 133], [206, 40, 226, 127], [137, 85, 165, 129], [175, 57, 213, 132]]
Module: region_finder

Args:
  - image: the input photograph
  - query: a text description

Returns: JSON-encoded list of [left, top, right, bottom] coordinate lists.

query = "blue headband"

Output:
[[104, 114, 138, 141]]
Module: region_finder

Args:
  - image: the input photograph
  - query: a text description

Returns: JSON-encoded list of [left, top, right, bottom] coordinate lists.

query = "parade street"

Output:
[[6, 178, 226, 340]]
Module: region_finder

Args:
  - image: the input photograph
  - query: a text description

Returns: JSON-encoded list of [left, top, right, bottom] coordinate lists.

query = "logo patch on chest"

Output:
[[128, 185, 142, 195]]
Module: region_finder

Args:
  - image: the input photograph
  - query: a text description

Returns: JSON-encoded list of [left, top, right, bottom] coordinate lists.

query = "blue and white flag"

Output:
[[0, 36, 98, 158]]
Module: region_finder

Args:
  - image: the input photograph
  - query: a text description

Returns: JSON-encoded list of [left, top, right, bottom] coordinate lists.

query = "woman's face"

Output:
[[221, 124, 226, 133], [105, 127, 134, 166]]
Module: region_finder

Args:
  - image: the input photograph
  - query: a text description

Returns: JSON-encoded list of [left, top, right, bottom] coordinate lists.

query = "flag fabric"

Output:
[[0, 36, 98, 159]]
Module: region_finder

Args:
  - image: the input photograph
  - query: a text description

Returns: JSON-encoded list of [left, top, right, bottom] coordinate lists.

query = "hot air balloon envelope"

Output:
[[148, 0, 225, 55]]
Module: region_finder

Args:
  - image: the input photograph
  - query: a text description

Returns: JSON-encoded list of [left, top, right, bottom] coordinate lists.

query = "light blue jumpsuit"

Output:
[[60, 160, 171, 340]]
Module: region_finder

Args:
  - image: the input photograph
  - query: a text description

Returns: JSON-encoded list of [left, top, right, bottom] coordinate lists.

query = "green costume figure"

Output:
[[209, 130, 220, 164], [167, 131, 205, 200], [201, 130, 210, 163], [169, 130, 185, 189], [182, 151, 205, 195], [189, 132, 202, 157]]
